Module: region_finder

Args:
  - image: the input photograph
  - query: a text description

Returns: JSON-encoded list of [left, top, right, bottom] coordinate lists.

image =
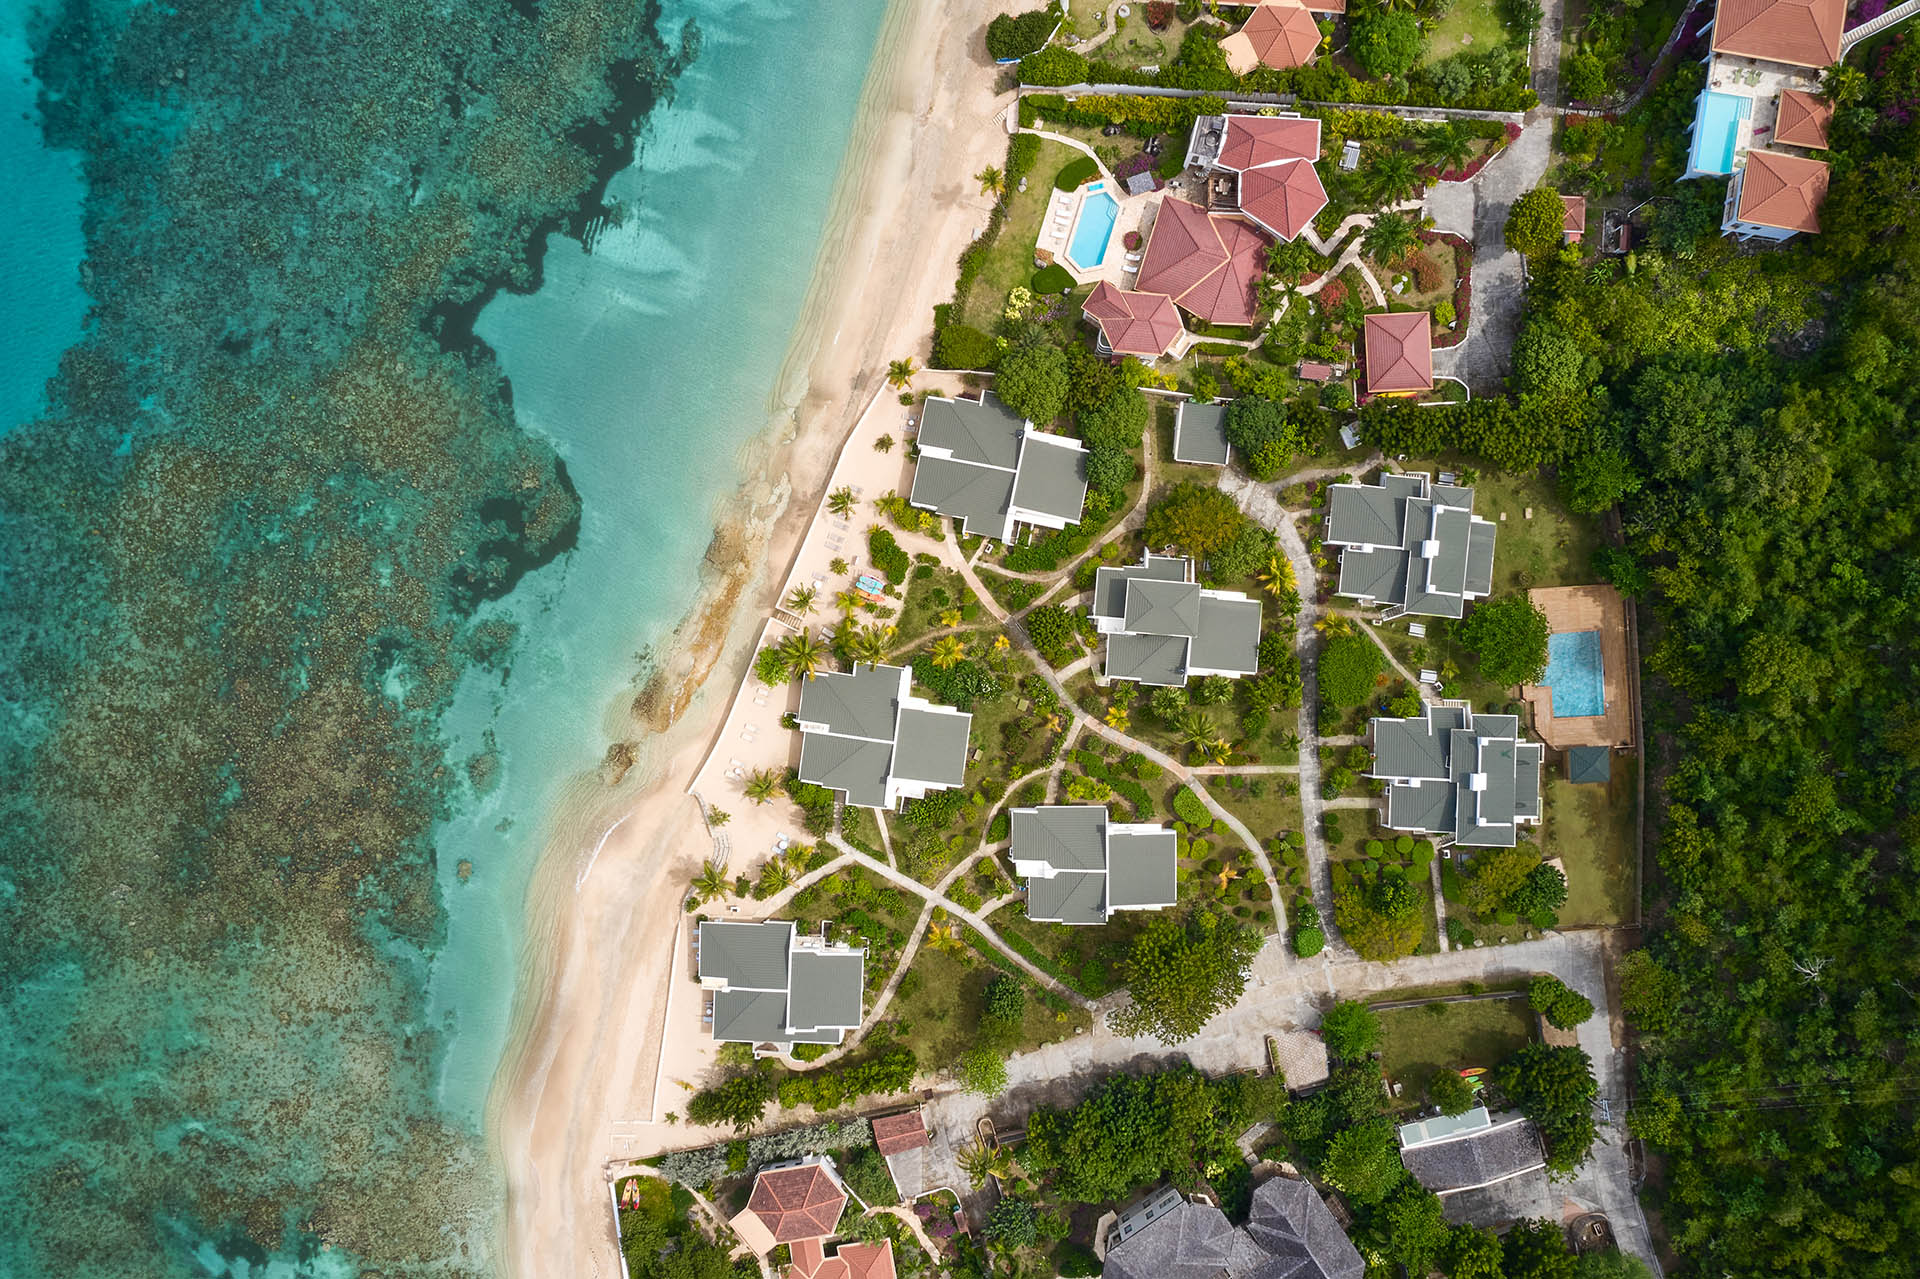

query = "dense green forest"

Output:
[[1387, 37, 1920, 1275]]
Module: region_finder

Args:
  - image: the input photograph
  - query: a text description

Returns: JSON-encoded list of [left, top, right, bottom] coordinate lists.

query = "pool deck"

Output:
[[1521, 585, 1634, 751]]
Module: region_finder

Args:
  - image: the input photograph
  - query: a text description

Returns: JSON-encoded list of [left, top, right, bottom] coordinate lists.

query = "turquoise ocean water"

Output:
[[0, 0, 890, 1272]]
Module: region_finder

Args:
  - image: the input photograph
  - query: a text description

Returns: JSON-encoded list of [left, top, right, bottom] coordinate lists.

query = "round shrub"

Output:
[[1293, 925, 1326, 957], [1395, 835, 1414, 855], [1365, 839, 1386, 857]]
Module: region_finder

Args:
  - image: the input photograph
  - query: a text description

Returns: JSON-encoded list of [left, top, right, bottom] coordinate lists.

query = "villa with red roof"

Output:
[[1772, 88, 1833, 149], [870, 1109, 932, 1157], [1708, 0, 1845, 67], [1363, 313, 1434, 397], [790, 1239, 896, 1279], [729, 1158, 850, 1253], [1219, 0, 1324, 72], [1560, 195, 1586, 244], [1183, 114, 1328, 243], [1134, 197, 1268, 327], [1723, 148, 1830, 241], [1082, 281, 1186, 358]]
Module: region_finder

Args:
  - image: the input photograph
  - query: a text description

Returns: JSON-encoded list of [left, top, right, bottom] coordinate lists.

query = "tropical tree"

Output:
[[755, 858, 789, 896], [1178, 708, 1219, 755], [1422, 122, 1476, 174], [1363, 148, 1421, 207], [1362, 212, 1419, 267], [975, 164, 1005, 197], [938, 608, 963, 628], [691, 857, 731, 903], [1320, 999, 1384, 1059], [1111, 910, 1262, 1044], [959, 1046, 1010, 1096], [1505, 187, 1569, 257], [1321, 1120, 1405, 1204], [1105, 704, 1131, 731], [1202, 736, 1234, 766], [930, 635, 967, 669], [1257, 553, 1298, 601], [887, 358, 917, 389], [778, 629, 829, 679], [744, 769, 783, 805], [957, 1141, 1009, 1188], [1459, 593, 1551, 684], [827, 486, 857, 519], [784, 585, 816, 616], [1143, 482, 1250, 562], [1529, 974, 1596, 1029]]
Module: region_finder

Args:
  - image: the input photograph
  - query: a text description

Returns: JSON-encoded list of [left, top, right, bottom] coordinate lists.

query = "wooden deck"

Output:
[[1521, 585, 1634, 750]]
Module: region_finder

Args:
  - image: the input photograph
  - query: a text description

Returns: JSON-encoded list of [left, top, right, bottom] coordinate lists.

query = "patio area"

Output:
[[1520, 585, 1634, 750]]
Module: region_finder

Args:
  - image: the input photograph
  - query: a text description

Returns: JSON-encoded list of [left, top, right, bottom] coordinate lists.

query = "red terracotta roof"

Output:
[[1237, 160, 1329, 242], [790, 1238, 896, 1279], [1138, 199, 1268, 327], [1217, 115, 1323, 171], [1222, 1, 1321, 71], [1302, 0, 1346, 11], [870, 1110, 931, 1157], [1709, 0, 1844, 68], [1364, 312, 1434, 394], [1560, 194, 1586, 236], [1733, 148, 1829, 232], [1773, 88, 1834, 149], [1299, 361, 1335, 382], [747, 1164, 848, 1243], [1083, 281, 1186, 357]]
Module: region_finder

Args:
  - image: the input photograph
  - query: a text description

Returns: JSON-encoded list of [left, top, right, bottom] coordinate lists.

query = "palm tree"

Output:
[[1178, 709, 1219, 753], [926, 912, 967, 954], [756, 858, 789, 896], [827, 486, 856, 518], [1362, 212, 1419, 267], [1203, 736, 1236, 767], [785, 585, 816, 616], [929, 635, 967, 669], [886, 358, 917, 389], [1363, 150, 1420, 208], [1421, 122, 1476, 176], [691, 857, 731, 904], [849, 624, 894, 665], [1105, 705, 1131, 731], [744, 769, 783, 805], [957, 1141, 1010, 1188], [975, 165, 1004, 197], [778, 629, 829, 678], [938, 608, 963, 629]]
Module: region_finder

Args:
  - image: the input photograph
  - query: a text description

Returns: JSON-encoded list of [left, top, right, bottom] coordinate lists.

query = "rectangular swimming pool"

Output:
[[1688, 90, 1751, 176], [1067, 182, 1119, 271], [1542, 630, 1606, 719]]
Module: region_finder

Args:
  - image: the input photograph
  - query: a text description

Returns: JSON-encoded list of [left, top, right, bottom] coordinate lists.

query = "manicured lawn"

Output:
[[1371, 241, 1456, 312], [1376, 997, 1536, 1101], [1543, 767, 1637, 926], [888, 940, 1090, 1066], [1467, 467, 1605, 598], [1091, 14, 1188, 69], [1208, 773, 1307, 850], [1424, 0, 1515, 62], [957, 137, 1081, 332]]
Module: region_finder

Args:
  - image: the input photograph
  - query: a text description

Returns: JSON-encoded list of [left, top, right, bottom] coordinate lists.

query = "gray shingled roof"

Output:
[[1335, 546, 1407, 607], [907, 456, 1017, 539], [712, 988, 789, 1043], [892, 708, 970, 785], [700, 921, 793, 990], [1327, 473, 1497, 619], [1566, 745, 1611, 785], [1107, 632, 1191, 687], [1106, 1181, 1362, 1279], [1108, 830, 1179, 908], [1175, 402, 1231, 466], [1011, 436, 1090, 522], [700, 921, 866, 1047], [787, 951, 864, 1032], [1401, 1116, 1546, 1194], [1125, 578, 1204, 637], [799, 666, 901, 741], [1191, 597, 1262, 674], [1326, 482, 1407, 548], [798, 732, 894, 809], [917, 394, 1023, 469], [1465, 521, 1496, 596], [1012, 806, 1108, 873], [1094, 555, 1192, 620], [1027, 868, 1108, 924], [1371, 706, 1541, 847]]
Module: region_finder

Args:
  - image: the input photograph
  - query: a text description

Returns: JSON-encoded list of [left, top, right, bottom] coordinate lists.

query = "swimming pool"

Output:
[[1542, 630, 1606, 719], [1067, 182, 1120, 271], [1688, 90, 1752, 176]]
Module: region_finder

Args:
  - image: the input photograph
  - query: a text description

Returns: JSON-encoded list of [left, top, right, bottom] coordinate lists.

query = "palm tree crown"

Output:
[[827, 486, 856, 518], [929, 635, 967, 669], [886, 359, 917, 389], [778, 629, 829, 678]]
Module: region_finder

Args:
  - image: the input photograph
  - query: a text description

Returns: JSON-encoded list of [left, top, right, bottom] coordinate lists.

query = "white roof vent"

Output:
[[1468, 773, 1488, 792], [1420, 539, 1441, 559]]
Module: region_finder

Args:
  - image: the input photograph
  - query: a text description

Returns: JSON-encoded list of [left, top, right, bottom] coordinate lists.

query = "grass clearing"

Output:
[[957, 137, 1080, 332], [889, 940, 1089, 1065], [993, 902, 1150, 998], [1544, 767, 1637, 926], [1424, 0, 1516, 62], [1377, 997, 1536, 1102], [1467, 468, 1604, 598]]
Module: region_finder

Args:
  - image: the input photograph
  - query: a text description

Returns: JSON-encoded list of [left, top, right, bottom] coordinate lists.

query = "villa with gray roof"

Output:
[[795, 662, 971, 810], [698, 920, 864, 1052], [1367, 705, 1543, 848], [1090, 553, 1261, 688], [1324, 472, 1495, 619], [907, 392, 1088, 542], [1009, 805, 1178, 925], [1398, 1107, 1547, 1196], [1173, 400, 1231, 466], [1104, 1177, 1363, 1279]]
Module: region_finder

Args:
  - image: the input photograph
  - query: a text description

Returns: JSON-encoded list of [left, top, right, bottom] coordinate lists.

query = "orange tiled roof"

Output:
[[1136, 198, 1269, 327], [1709, 0, 1844, 68], [1222, 1, 1321, 71], [1364, 312, 1434, 394], [1734, 148, 1829, 232], [1217, 115, 1322, 170], [1237, 160, 1329, 243], [747, 1164, 847, 1243], [1083, 281, 1186, 357], [1773, 88, 1834, 148], [790, 1239, 896, 1279], [1560, 194, 1587, 234], [870, 1110, 931, 1157]]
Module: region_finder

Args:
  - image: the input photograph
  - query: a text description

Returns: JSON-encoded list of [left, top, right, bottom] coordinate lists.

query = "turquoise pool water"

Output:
[[1068, 182, 1119, 271], [1689, 90, 1751, 176], [1543, 630, 1606, 718]]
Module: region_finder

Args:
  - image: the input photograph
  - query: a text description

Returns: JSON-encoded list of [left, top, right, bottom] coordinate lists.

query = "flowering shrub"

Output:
[[1411, 252, 1443, 292], [1850, 0, 1887, 27], [1319, 278, 1349, 310], [1146, 1, 1176, 29], [1114, 151, 1156, 180], [1124, 230, 1143, 250]]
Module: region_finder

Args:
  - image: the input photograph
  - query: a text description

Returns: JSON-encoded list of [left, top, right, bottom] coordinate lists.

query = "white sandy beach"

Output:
[[489, 3, 1017, 1275]]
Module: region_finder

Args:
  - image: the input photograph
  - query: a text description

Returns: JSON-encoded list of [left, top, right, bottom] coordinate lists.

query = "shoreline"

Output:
[[486, 3, 1013, 1275]]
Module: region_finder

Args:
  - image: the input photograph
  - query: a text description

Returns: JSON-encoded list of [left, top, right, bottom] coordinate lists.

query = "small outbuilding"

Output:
[[1566, 745, 1612, 785]]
